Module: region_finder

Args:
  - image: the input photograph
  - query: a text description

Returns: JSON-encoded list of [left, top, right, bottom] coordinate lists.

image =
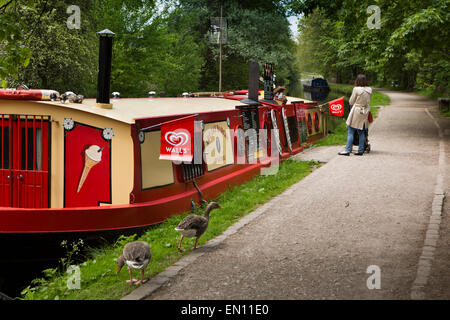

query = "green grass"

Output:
[[329, 83, 391, 107], [20, 159, 316, 300], [372, 84, 449, 117], [312, 83, 389, 147], [313, 106, 381, 147], [409, 88, 449, 118], [313, 120, 348, 147], [416, 88, 443, 100]]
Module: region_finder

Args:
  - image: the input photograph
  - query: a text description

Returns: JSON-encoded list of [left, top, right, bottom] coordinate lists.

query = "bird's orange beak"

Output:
[[218, 205, 223, 209]]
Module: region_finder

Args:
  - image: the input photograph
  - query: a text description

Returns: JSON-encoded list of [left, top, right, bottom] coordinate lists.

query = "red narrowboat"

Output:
[[0, 32, 328, 264]]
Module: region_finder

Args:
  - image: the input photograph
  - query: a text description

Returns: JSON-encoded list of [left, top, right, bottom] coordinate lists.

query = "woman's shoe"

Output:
[[338, 151, 350, 156]]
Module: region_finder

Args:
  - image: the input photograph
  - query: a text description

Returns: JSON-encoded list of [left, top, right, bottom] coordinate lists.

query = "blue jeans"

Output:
[[345, 126, 365, 153]]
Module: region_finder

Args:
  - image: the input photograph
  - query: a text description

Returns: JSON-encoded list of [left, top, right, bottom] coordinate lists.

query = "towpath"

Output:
[[124, 90, 449, 300]]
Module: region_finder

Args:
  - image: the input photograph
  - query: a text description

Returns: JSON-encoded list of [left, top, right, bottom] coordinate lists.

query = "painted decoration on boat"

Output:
[[281, 107, 292, 152], [159, 115, 195, 162], [64, 122, 112, 207], [263, 63, 275, 100], [270, 110, 283, 156], [203, 121, 234, 171], [314, 112, 320, 132], [294, 104, 308, 143], [307, 113, 312, 134]]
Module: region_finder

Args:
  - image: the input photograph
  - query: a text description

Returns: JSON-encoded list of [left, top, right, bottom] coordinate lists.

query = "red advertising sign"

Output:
[[328, 97, 344, 117], [159, 115, 195, 162]]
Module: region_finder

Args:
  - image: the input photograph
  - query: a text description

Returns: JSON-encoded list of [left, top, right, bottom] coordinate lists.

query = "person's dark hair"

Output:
[[354, 74, 369, 87]]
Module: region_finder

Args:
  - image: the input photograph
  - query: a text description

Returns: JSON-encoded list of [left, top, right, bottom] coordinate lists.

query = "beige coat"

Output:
[[346, 86, 372, 130]]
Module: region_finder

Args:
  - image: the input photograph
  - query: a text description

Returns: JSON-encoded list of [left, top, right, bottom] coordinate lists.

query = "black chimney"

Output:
[[241, 61, 260, 106], [96, 29, 115, 107]]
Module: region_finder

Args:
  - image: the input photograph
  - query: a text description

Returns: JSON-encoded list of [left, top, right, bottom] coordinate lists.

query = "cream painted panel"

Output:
[[140, 130, 174, 189], [203, 121, 234, 172]]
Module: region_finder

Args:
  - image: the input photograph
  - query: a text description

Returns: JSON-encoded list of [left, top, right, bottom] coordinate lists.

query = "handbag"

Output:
[[368, 111, 374, 123]]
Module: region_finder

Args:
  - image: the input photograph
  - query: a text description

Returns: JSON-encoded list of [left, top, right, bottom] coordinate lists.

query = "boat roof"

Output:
[[36, 96, 312, 124]]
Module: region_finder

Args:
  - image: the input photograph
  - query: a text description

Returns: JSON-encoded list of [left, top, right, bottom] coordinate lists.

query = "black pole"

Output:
[[96, 29, 115, 105], [241, 61, 260, 106]]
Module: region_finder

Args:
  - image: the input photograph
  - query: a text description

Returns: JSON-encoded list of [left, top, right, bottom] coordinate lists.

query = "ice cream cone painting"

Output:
[[77, 145, 103, 192], [64, 122, 111, 207]]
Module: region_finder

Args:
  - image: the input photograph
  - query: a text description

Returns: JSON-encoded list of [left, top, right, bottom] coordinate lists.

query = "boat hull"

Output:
[[0, 161, 263, 234]]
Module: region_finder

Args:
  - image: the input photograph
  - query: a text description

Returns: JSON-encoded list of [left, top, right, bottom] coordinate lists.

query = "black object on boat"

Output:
[[96, 29, 115, 105], [241, 61, 261, 106]]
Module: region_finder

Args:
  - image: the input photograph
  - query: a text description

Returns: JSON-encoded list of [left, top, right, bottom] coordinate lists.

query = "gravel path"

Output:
[[141, 91, 448, 300]]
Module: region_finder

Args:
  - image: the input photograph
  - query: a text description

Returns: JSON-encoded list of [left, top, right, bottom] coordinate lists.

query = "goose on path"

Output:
[[175, 202, 222, 252], [116, 241, 151, 285]]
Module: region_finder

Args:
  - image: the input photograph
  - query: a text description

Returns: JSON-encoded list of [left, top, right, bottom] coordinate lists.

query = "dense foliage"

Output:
[[2, 1, 448, 97], [0, 0, 298, 97], [290, 0, 449, 96]]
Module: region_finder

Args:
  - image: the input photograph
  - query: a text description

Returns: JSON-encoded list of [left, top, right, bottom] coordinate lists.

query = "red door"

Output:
[[0, 114, 50, 208]]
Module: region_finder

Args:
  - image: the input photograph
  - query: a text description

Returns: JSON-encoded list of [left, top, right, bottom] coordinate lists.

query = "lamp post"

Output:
[[219, 2, 223, 93]]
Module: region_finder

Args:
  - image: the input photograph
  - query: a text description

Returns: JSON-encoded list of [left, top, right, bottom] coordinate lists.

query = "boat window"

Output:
[[0, 126, 9, 169], [140, 130, 175, 189], [287, 116, 298, 143], [307, 114, 312, 134], [20, 127, 41, 171]]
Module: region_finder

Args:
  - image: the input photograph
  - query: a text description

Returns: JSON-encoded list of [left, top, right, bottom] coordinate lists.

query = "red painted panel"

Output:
[[0, 115, 49, 208], [0, 170, 12, 207], [64, 123, 111, 207]]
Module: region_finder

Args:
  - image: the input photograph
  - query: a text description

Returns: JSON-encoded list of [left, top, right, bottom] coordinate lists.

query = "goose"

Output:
[[175, 201, 222, 252], [116, 241, 151, 285]]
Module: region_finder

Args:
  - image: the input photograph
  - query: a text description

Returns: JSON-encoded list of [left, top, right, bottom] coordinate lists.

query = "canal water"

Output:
[[0, 227, 149, 299], [289, 82, 349, 133], [0, 238, 93, 299]]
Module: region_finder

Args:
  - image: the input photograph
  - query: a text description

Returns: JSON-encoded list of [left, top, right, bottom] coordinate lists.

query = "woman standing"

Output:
[[338, 74, 372, 156]]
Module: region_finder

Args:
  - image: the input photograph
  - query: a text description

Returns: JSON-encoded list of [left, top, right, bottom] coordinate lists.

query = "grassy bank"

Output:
[[21, 159, 316, 300], [375, 84, 447, 101], [371, 84, 449, 117], [329, 83, 391, 107], [313, 83, 389, 147], [412, 90, 449, 118], [415, 88, 444, 100]]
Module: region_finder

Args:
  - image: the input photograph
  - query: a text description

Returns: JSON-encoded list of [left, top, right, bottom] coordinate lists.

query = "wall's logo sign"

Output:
[[328, 97, 344, 117], [165, 131, 190, 147], [367, 5, 381, 30], [160, 116, 194, 162]]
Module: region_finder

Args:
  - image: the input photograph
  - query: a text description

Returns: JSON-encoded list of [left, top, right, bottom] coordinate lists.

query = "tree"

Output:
[[289, 0, 450, 94], [10, 0, 97, 95], [0, 0, 34, 86], [176, 0, 299, 92]]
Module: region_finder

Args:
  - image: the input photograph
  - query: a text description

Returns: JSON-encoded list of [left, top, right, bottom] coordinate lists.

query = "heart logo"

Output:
[[165, 131, 189, 147], [330, 103, 343, 111]]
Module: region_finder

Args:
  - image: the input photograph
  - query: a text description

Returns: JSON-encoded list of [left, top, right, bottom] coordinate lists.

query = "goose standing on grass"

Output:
[[116, 241, 151, 285], [175, 201, 223, 252]]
